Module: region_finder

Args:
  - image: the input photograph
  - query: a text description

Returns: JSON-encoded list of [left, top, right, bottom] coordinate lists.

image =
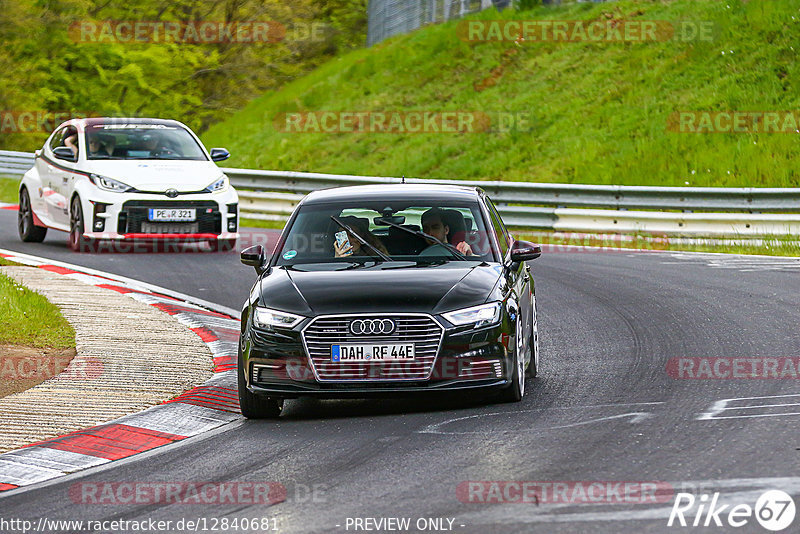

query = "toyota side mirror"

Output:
[[241, 245, 268, 275], [210, 148, 230, 162], [510, 240, 542, 262], [53, 146, 77, 162]]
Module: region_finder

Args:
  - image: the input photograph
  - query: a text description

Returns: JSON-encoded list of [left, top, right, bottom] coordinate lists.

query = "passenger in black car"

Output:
[[333, 216, 390, 257]]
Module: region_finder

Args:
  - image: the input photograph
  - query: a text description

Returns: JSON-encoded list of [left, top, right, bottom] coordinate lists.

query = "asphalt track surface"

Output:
[[1, 209, 800, 533]]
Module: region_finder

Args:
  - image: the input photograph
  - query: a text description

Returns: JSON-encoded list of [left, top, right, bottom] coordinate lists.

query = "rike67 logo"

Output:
[[668, 490, 796, 531]]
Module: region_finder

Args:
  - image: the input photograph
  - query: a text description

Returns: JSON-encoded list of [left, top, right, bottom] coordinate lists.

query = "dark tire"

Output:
[[238, 348, 283, 419], [526, 299, 538, 378], [208, 238, 237, 252], [18, 188, 47, 242], [498, 315, 525, 403], [68, 196, 92, 252]]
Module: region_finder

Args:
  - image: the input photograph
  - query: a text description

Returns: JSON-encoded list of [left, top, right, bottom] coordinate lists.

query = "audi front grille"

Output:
[[301, 314, 444, 382]]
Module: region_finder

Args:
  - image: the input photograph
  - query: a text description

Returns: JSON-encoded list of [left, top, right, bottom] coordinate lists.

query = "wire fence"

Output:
[[365, 0, 614, 46], [367, 0, 512, 46]]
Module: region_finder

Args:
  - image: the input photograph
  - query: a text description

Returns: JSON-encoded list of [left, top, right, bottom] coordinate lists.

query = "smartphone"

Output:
[[335, 231, 353, 255]]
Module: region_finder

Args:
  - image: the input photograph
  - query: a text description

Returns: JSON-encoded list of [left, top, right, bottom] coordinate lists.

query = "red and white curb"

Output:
[[0, 202, 19, 211], [0, 249, 243, 494]]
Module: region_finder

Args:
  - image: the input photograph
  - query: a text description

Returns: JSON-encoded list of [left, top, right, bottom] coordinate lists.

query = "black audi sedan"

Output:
[[238, 184, 541, 418]]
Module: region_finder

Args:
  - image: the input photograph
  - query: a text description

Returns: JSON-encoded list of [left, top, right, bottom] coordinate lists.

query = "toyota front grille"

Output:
[[301, 314, 444, 382], [118, 200, 221, 234]]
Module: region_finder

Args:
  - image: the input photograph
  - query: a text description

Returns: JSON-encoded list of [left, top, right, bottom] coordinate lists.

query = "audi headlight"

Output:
[[253, 307, 304, 329], [205, 175, 228, 193], [442, 302, 502, 329], [89, 174, 132, 193]]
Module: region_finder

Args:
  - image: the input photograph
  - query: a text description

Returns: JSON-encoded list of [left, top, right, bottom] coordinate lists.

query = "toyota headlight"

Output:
[[205, 175, 228, 193], [89, 174, 133, 193], [253, 306, 304, 329], [442, 302, 502, 328]]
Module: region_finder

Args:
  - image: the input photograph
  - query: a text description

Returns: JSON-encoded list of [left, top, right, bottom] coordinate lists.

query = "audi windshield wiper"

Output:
[[378, 219, 467, 261], [330, 216, 392, 262]]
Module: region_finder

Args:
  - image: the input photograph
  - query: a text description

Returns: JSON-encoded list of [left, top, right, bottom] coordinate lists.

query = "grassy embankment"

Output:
[[202, 0, 799, 188], [202, 0, 800, 254]]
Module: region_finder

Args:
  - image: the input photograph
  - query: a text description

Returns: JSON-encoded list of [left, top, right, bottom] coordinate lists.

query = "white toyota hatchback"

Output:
[[17, 117, 239, 251]]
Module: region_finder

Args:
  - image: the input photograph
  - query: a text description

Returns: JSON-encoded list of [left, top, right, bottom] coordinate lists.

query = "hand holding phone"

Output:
[[334, 231, 353, 257]]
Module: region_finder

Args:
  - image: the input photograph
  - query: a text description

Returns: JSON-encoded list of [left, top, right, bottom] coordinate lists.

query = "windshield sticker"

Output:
[[283, 250, 298, 260], [101, 124, 175, 130]]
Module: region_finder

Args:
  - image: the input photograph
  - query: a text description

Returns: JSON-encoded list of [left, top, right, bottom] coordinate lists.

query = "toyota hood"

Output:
[[83, 160, 224, 193], [258, 262, 502, 316]]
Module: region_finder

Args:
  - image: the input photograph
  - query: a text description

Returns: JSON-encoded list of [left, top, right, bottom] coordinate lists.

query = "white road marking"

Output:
[[660, 252, 800, 272], [0, 247, 239, 317], [697, 393, 800, 420], [418, 403, 663, 435], [2, 256, 45, 266]]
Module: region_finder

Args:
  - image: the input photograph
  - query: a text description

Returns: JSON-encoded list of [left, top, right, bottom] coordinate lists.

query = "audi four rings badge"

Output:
[[349, 319, 395, 335]]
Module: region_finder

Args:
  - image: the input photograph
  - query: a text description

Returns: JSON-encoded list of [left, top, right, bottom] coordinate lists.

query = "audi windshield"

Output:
[[274, 200, 497, 268]]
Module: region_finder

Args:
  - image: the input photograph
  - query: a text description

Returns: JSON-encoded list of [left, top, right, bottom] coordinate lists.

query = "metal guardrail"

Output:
[[227, 167, 800, 236], [224, 167, 800, 213], [0, 150, 35, 177], [3, 150, 800, 236]]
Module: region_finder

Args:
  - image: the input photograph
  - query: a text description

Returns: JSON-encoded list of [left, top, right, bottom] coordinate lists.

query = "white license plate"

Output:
[[331, 343, 415, 362], [148, 208, 196, 222]]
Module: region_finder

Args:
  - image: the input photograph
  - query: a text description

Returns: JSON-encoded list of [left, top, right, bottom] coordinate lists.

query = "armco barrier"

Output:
[[3, 150, 799, 236], [0, 150, 35, 177]]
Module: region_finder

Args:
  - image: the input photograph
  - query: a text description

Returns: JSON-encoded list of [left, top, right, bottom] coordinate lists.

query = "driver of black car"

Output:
[[421, 207, 474, 256]]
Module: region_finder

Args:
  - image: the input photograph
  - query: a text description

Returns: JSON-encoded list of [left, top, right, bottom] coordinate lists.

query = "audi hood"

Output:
[[257, 262, 503, 316], [82, 160, 225, 193]]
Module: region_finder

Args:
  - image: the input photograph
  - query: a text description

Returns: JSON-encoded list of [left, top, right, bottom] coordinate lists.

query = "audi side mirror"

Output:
[[241, 245, 268, 275], [510, 240, 541, 262], [53, 146, 77, 162], [210, 148, 230, 162]]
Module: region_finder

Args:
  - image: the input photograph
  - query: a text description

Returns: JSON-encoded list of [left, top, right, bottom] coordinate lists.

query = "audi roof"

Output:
[[302, 184, 483, 204]]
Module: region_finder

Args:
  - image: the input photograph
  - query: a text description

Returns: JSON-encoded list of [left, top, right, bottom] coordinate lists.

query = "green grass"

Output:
[[0, 272, 76, 349], [0, 177, 19, 204], [203, 0, 800, 188]]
